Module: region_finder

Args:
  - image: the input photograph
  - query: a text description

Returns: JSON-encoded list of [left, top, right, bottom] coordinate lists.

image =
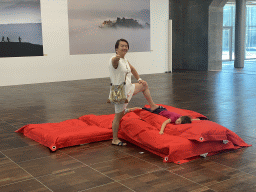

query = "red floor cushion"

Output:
[[78, 114, 115, 129], [16, 119, 112, 151], [15, 104, 251, 164], [134, 105, 229, 142], [118, 117, 240, 164], [118, 105, 251, 164]]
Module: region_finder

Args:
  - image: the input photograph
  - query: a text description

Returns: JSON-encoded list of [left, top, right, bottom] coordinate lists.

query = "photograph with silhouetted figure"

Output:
[[0, 0, 43, 58]]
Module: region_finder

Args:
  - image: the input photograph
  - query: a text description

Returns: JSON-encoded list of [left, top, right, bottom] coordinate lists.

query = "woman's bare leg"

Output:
[[112, 111, 126, 145], [133, 82, 158, 111]]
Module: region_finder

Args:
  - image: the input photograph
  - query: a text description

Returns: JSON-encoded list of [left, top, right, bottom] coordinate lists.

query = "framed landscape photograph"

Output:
[[68, 0, 150, 55], [0, 0, 43, 58]]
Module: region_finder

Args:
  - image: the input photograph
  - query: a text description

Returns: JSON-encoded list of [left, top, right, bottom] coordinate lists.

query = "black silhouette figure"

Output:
[[1, 36, 4, 42], [19, 36, 22, 43], [7, 37, 10, 42]]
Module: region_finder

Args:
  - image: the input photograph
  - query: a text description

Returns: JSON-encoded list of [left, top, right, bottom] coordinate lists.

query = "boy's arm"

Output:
[[192, 118, 200, 121], [159, 119, 171, 134]]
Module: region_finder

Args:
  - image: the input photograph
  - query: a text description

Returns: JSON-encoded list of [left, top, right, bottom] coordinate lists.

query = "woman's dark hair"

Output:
[[115, 39, 129, 51], [180, 116, 192, 124]]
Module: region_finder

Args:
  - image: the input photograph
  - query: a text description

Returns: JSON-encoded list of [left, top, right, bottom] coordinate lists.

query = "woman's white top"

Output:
[[109, 56, 133, 93]]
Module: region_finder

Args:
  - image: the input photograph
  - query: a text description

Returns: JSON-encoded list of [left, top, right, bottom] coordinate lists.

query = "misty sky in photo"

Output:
[[0, 0, 42, 45], [68, 0, 150, 26], [0, 0, 41, 24], [68, 0, 150, 55], [68, 0, 149, 12], [0, 23, 42, 45]]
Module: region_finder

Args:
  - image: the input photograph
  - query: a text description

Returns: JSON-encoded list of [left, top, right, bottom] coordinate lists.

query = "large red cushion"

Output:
[[78, 112, 140, 129], [15, 104, 251, 164], [134, 105, 229, 142], [78, 114, 115, 129], [16, 119, 112, 151], [118, 118, 238, 164]]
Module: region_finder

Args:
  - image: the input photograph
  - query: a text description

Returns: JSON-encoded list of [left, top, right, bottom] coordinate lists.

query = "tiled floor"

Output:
[[1, 60, 256, 191]]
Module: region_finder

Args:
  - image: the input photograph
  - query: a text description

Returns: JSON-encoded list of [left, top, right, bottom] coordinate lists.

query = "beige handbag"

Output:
[[107, 72, 128, 104]]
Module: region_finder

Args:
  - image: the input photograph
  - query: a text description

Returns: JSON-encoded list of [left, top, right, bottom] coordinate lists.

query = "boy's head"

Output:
[[175, 116, 192, 124]]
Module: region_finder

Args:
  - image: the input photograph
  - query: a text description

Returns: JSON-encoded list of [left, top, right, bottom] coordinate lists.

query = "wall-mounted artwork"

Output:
[[0, 0, 43, 58], [68, 0, 150, 55]]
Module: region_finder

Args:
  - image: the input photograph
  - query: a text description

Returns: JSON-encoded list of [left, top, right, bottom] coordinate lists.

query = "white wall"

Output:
[[0, 0, 169, 86], [168, 19, 172, 72]]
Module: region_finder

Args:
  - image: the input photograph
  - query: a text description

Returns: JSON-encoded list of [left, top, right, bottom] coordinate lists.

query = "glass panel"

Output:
[[232, 26, 235, 60], [246, 5, 256, 59], [223, 6, 232, 26], [222, 29, 230, 60], [223, 3, 235, 61], [246, 27, 256, 59]]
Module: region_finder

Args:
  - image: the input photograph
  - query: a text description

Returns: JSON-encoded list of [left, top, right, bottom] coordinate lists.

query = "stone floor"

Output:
[[0, 60, 256, 191]]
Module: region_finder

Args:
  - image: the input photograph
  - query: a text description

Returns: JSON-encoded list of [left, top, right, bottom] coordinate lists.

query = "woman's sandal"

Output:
[[112, 141, 127, 146]]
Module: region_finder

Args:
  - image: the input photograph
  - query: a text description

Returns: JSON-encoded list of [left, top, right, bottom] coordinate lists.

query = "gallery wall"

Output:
[[0, 0, 169, 86]]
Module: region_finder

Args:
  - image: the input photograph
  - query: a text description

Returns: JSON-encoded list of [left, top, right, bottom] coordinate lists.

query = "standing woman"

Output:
[[109, 39, 159, 146]]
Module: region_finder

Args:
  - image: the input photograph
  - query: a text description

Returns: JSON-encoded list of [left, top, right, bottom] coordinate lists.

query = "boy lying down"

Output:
[[125, 106, 200, 134]]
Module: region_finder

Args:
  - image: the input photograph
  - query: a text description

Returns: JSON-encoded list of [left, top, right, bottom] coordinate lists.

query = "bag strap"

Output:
[[124, 72, 128, 82]]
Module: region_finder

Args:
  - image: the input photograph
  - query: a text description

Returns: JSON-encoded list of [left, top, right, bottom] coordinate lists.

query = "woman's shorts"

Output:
[[114, 84, 135, 113]]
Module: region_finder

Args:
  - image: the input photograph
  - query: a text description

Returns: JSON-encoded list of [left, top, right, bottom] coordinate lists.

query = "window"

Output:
[[246, 4, 256, 59], [222, 1, 256, 60]]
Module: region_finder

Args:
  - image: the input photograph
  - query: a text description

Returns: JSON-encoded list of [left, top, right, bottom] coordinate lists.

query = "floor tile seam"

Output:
[[0, 178, 36, 189], [240, 169, 256, 176], [193, 186, 217, 192], [238, 134, 256, 141], [61, 151, 132, 166], [59, 143, 115, 155], [1, 143, 42, 153], [1, 142, 40, 152], [65, 154, 137, 192], [35, 164, 89, 179], [241, 149, 256, 155], [1, 121, 18, 129], [5, 154, 66, 165], [29, 113, 45, 120], [78, 181, 134, 192], [85, 155, 134, 166], [5, 121, 29, 129], [111, 168, 166, 183], [120, 151, 166, 169], [0, 120, 8, 124], [166, 170, 219, 190], [1, 153, 54, 192], [100, 142, 166, 170], [78, 181, 116, 192], [203, 160, 256, 187], [205, 172, 255, 189], [78, 169, 189, 192], [208, 156, 256, 174]]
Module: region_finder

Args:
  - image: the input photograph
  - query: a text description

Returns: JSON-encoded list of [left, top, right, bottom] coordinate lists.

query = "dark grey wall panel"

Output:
[[170, 0, 228, 71]]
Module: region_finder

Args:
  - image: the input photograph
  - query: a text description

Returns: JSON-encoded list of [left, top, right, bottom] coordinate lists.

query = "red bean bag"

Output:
[[132, 105, 240, 143], [78, 114, 115, 129], [78, 112, 140, 129], [15, 104, 251, 164], [15, 112, 140, 152], [118, 105, 251, 164], [16, 119, 112, 151]]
